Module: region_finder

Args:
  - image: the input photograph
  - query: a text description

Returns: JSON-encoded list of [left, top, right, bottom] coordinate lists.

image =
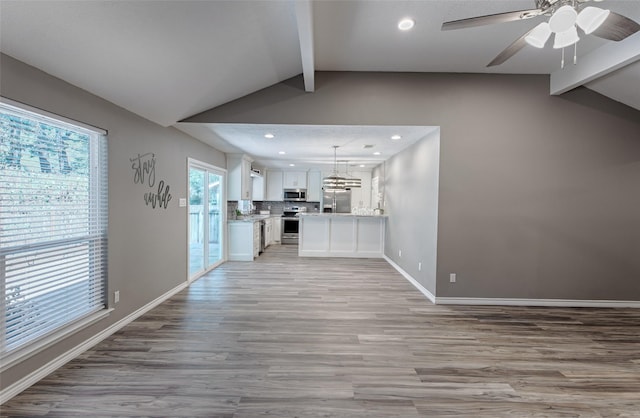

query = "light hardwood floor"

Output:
[[2, 245, 640, 417]]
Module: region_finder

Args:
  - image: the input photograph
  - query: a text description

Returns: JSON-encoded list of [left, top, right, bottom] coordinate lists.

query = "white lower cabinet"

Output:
[[298, 215, 385, 258], [253, 221, 260, 257], [228, 221, 260, 261], [264, 217, 273, 247], [229, 217, 281, 260], [272, 217, 281, 243]]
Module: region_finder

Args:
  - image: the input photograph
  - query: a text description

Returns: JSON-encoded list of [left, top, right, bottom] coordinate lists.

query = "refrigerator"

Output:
[[322, 189, 351, 213]]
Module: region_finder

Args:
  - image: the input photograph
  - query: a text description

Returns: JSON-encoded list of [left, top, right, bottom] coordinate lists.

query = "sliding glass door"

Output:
[[188, 160, 225, 280]]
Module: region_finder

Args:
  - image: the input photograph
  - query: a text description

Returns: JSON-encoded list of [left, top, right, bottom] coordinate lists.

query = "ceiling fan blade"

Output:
[[487, 28, 534, 67], [442, 9, 542, 31], [591, 12, 640, 41]]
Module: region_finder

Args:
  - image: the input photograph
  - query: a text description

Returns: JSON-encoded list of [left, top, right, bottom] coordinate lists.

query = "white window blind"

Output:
[[0, 99, 108, 358]]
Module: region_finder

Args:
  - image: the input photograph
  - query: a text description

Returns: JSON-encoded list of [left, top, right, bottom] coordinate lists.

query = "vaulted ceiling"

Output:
[[1, 0, 638, 168]]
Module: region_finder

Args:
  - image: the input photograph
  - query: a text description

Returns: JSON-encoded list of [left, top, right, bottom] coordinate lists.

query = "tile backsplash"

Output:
[[227, 200, 320, 218], [255, 201, 320, 214]]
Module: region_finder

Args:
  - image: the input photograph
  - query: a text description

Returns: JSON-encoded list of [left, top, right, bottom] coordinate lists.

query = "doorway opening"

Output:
[[188, 159, 226, 281]]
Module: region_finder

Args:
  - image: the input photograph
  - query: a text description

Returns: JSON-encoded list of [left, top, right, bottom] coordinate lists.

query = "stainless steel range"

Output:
[[281, 206, 306, 245]]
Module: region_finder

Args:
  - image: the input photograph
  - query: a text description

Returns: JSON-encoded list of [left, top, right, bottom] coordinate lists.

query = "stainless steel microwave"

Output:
[[283, 189, 307, 202]]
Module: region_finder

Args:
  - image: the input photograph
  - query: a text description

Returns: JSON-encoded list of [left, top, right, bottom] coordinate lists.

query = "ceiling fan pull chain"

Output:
[[561, 47, 565, 69], [574, 42, 577, 65]]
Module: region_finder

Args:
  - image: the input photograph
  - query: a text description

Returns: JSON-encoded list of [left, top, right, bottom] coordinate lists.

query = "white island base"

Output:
[[299, 214, 386, 258]]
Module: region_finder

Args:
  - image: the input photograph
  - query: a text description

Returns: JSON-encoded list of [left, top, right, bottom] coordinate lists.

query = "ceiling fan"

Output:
[[441, 0, 640, 67]]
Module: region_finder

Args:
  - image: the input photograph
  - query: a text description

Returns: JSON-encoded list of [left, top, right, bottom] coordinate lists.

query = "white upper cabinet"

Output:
[[227, 154, 253, 201], [252, 174, 265, 201], [266, 170, 283, 201], [283, 171, 307, 189], [349, 171, 372, 208], [307, 170, 322, 202]]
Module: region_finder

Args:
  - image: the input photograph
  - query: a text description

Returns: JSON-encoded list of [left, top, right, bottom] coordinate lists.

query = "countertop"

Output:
[[299, 212, 387, 218], [228, 214, 282, 223]]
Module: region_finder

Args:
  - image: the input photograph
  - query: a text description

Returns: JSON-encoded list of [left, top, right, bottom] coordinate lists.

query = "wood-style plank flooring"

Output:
[[2, 245, 640, 417]]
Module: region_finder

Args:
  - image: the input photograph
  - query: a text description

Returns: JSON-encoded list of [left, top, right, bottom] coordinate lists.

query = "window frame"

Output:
[[0, 97, 110, 372]]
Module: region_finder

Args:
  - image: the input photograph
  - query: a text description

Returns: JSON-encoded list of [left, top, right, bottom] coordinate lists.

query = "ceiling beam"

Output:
[[550, 33, 640, 95], [294, 0, 315, 92]]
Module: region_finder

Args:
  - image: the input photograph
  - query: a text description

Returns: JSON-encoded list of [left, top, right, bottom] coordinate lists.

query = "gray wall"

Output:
[[0, 54, 226, 390], [186, 71, 640, 301], [372, 130, 440, 296]]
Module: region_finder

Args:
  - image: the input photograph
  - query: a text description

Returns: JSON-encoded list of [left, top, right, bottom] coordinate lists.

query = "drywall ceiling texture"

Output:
[[185, 71, 640, 301], [0, 53, 226, 390]]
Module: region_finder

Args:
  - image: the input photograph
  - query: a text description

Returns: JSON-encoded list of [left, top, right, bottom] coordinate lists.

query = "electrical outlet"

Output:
[[114, 290, 120, 304], [449, 273, 456, 283], [418, 262, 422, 271], [399, 250, 402, 257]]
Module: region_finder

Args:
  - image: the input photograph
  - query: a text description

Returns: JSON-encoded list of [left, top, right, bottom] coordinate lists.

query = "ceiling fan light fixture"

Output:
[[577, 7, 610, 34], [553, 26, 580, 49], [525, 22, 552, 48], [549, 5, 578, 33]]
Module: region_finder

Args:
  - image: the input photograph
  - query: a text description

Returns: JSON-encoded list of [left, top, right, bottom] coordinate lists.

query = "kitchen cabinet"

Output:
[[349, 171, 372, 208], [266, 170, 283, 201], [227, 154, 253, 201], [298, 214, 385, 258], [253, 221, 260, 257], [264, 217, 273, 247], [272, 217, 282, 243], [283, 171, 307, 189], [228, 220, 260, 261], [252, 174, 265, 201], [307, 170, 321, 202]]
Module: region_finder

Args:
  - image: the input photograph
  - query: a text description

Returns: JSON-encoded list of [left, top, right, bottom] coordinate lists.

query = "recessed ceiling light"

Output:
[[264, 133, 275, 139], [391, 134, 402, 140], [359, 164, 366, 168], [373, 151, 381, 156], [278, 151, 286, 155], [398, 18, 415, 31], [289, 163, 295, 167]]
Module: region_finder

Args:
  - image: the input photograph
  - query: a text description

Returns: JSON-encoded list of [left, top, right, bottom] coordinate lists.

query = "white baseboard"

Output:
[[384, 255, 436, 303], [435, 297, 640, 308], [0, 281, 189, 405], [383, 256, 640, 309]]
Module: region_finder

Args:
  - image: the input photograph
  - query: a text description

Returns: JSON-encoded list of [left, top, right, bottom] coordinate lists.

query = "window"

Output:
[[0, 98, 108, 362]]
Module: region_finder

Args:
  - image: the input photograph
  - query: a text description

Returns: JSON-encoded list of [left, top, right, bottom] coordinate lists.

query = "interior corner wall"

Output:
[[186, 71, 640, 301], [372, 130, 440, 296], [0, 54, 226, 390]]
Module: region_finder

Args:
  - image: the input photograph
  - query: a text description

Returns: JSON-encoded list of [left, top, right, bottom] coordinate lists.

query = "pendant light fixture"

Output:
[[322, 146, 346, 192], [342, 161, 362, 189]]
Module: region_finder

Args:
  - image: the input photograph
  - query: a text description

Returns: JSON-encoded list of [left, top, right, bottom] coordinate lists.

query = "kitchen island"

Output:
[[298, 213, 386, 258]]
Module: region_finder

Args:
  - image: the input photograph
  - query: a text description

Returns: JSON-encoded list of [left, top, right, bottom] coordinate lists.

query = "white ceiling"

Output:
[[1, 0, 638, 168], [177, 123, 439, 170]]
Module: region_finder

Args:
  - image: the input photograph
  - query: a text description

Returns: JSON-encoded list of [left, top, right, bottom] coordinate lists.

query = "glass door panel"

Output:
[[189, 167, 205, 276], [208, 172, 222, 267]]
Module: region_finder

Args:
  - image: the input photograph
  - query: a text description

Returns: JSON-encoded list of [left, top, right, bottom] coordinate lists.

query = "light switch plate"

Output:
[[179, 198, 187, 207]]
